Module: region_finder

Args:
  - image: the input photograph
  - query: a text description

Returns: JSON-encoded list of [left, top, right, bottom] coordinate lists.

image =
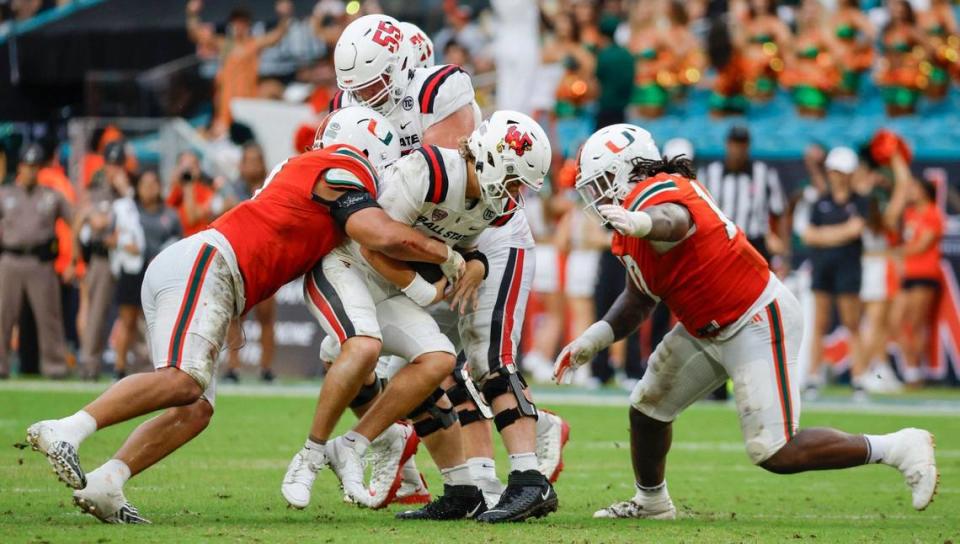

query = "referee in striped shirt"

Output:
[[702, 125, 787, 266]]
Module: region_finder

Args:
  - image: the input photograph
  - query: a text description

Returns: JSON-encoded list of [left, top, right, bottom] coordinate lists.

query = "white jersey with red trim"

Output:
[[330, 64, 482, 155]]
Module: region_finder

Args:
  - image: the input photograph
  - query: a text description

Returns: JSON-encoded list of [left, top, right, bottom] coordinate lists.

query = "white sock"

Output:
[[58, 410, 97, 446], [468, 457, 497, 481], [343, 431, 370, 456], [508, 452, 538, 473], [440, 463, 473, 486], [304, 438, 326, 451], [92, 459, 131, 488], [635, 481, 668, 500], [865, 434, 895, 464]]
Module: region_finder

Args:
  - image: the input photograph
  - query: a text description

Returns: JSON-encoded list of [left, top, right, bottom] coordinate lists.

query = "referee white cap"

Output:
[[825, 146, 858, 174]]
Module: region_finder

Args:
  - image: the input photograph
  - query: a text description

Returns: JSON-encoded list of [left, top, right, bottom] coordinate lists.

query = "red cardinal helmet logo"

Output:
[[503, 125, 533, 157]]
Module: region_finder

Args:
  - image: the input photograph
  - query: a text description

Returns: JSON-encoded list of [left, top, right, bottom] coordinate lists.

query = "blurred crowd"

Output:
[[0, 128, 277, 383]]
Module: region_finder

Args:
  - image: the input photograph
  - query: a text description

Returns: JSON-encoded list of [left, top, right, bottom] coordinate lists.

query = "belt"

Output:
[[2, 238, 58, 262]]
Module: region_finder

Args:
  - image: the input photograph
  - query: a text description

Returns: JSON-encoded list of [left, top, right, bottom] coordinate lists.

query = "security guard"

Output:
[[77, 140, 126, 379], [0, 144, 74, 378]]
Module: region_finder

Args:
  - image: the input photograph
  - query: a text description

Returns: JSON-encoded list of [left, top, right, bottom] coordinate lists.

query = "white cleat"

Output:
[[326, 436, 373, 507], [281, 446, 328, 509], [367, 423, 419, 509], [26, 420, 86, 490], [885, 428, 939, 510], [593, 495, 677, 520], [536, 410, 570, 483], [73, 469, 150, 524]]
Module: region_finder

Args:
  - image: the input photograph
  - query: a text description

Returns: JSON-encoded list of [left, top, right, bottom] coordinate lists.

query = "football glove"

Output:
[[598, 204, 652, 238], [553, 321, 615, 384]]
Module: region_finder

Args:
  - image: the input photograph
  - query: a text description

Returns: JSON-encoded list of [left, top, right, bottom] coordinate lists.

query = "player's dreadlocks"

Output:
[[630, 155, 697, 181]]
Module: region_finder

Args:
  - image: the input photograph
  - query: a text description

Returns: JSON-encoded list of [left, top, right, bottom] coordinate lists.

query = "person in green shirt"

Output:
[[594, 14, 635, 128]]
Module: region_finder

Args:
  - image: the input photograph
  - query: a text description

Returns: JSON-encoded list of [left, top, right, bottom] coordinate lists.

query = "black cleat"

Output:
[[261, 369, 275, 383], [476, 470, 557, 523], [395, 484, 487, 520], [223, 370, 240, 383]]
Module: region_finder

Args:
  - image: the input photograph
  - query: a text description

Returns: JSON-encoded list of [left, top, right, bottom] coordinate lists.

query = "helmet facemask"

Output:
[[576, 165, 631, 225]]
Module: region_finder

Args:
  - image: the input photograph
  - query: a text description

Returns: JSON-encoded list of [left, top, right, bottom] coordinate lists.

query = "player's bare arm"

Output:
[[598, 202, 692, 242], [421, 105, 477, 148], [553, 280, 656, 383], [358, 246, 448, 307]]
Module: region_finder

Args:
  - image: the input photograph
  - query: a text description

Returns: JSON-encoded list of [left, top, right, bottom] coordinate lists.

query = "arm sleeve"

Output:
[[420, 68, 477, 128], [375, 159, 428, 225]]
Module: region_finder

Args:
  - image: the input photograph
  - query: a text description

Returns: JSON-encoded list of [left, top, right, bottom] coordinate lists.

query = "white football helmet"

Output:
[[467, 110, 551, 216], [576, 124, 660, 222], [314, 106, 401, 173], [400, 22, 435, 69], [334, 15, 411, 115]]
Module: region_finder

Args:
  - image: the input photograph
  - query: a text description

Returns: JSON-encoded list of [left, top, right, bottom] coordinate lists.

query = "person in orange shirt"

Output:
[[185, 0, 293, 132], [166, 150, 216, 237], [897, 177, 944, 387]]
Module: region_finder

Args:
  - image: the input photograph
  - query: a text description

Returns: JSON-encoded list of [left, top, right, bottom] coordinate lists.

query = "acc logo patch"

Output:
[[402, 96, 414, 110]]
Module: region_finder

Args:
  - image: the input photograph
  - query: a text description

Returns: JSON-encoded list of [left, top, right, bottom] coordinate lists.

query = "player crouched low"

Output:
[[553, 124, 938, 519]]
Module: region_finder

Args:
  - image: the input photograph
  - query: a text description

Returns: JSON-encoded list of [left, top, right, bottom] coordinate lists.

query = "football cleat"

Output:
[[395, 484, 487, 520], [536, 410, 570, 483], [26, 420, 86, 490], [593, 494, 676, 519], [326, 436, 373, 507], [281, 446, 328, 509], [73, 468, 150, 524], [885, 428, 938, 510], [367, 423, 419, 508], [476, 470, 557, 523], [394, 458, 431, 505]]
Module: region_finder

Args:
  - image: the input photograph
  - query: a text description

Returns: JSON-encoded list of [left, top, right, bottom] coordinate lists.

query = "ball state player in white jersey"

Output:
[[280, 16, 568, 523]]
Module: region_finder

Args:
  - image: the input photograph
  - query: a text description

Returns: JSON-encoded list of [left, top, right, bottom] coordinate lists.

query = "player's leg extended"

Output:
[[597, 324, 726, 520], [724, 286, 938, 510], [26, 240, 231, 491], [282, 258, 383, 509], [34, 239, 236, 523]]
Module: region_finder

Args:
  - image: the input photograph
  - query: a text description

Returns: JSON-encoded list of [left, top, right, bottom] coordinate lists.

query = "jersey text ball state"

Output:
[[211, 144, 379, 313], [612, 173, 770, 338]]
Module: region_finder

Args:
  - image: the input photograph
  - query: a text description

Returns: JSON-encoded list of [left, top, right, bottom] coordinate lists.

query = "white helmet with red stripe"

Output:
[[314, 106, 401, 173], [400, 21, 435, 69], [467, 110, 551, 216], [576, 124, 660, 221], [334, 14, 411, 115]]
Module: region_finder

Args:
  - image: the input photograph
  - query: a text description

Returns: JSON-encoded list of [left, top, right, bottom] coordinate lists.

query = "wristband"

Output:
[[630, 210, 653, 238], [582, 321, 615, 351], [459, 249, 489, 279], [402, 274, 437, 307]]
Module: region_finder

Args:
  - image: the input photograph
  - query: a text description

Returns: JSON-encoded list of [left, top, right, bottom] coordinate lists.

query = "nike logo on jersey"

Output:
[[399, 121, 411, 130], [415, 216, 469, 241]]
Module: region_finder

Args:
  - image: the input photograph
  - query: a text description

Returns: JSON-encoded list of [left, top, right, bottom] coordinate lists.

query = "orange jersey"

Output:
[[903, 203, 944, 280], [212, 144, 379, 313], [611, 173, 770, 338]]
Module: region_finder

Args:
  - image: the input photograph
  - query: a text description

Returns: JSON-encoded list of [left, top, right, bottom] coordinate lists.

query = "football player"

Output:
[[282, 111, 558, 522], [25, 107, 465, 524], [554, 124, 939, 519], [281, 15, 569, 518]]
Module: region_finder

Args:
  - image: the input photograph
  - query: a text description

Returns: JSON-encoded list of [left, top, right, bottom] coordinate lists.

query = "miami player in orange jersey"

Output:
[[552, 124, 939, 520], [24, 106, 467, 524]]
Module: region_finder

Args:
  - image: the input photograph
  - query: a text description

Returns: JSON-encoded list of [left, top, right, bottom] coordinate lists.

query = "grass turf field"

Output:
[[1, 383, 957, 543]]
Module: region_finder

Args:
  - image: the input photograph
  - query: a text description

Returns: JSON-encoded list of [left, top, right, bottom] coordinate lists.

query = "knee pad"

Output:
[[446, 362, 492, 427], [349, 375, 385, 408], [408, 387, 459, 438], [480, 367, 537, 432]]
